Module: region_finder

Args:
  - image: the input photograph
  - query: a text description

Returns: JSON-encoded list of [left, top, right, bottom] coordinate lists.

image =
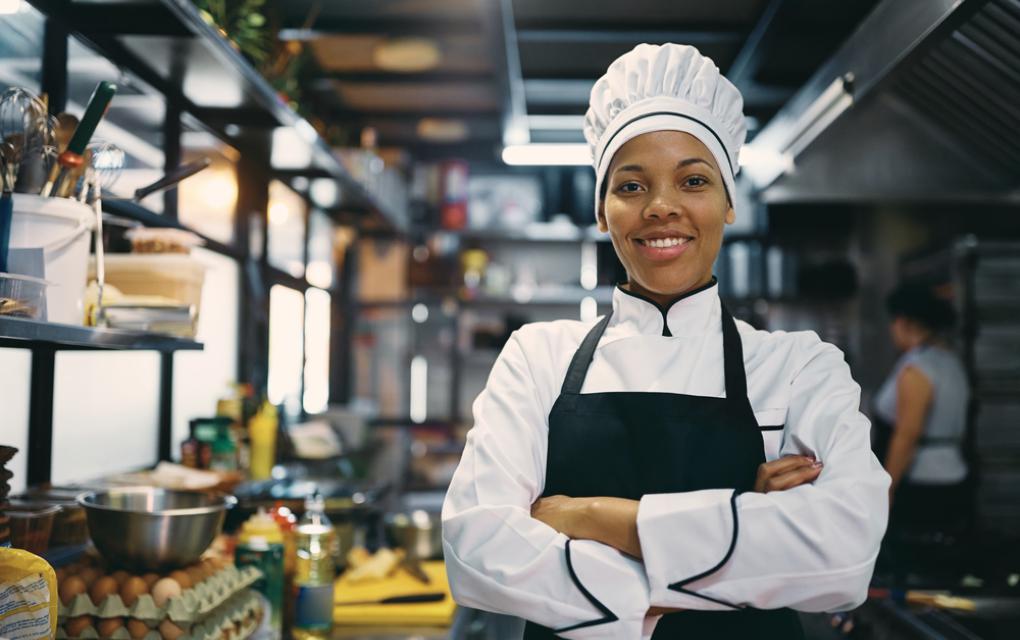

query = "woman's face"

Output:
[[598, 130, 734, 301]]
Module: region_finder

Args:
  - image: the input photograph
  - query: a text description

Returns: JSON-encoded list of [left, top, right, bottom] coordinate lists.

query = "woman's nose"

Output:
[[643, 190, 681, 219]]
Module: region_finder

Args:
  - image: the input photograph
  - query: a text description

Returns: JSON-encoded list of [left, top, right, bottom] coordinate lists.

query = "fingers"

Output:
[[762, 462, 823, 492], [762, 454, 817, 475]]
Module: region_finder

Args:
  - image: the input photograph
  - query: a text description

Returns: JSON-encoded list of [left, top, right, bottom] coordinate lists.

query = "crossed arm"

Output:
[[531, 455, 824, 616]]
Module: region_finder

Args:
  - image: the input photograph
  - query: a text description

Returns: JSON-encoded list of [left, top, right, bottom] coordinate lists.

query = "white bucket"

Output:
[[10, 194, 94, 324]]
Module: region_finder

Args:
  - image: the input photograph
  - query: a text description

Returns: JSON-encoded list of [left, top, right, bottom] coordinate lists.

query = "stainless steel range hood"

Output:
[[745, 0, 1020, 204]]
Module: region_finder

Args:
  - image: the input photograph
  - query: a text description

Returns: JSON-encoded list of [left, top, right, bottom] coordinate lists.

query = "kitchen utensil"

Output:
[[82, 141, 124, 323], [129, 157, 211, 202], [77, 487, 235, 569], [0, 87, 47, 192], [40, 81, 116, 198], [335, 593, 446, 606], [400, 555, 432, 585]]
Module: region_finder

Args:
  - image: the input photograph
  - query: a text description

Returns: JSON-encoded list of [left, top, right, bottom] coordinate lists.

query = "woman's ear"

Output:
[[597, 201, 609, 233], [725, 204, 736, 225]]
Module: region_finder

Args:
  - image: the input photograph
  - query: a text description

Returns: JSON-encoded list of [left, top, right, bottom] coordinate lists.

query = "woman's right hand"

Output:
[[754, 455, 823, 493]]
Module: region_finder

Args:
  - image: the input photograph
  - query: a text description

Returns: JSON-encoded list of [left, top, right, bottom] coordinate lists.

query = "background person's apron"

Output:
[[523, 303, 803, 639]]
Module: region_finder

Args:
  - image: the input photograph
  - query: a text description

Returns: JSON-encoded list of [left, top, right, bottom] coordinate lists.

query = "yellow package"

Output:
[[0, 548, 57, 640]]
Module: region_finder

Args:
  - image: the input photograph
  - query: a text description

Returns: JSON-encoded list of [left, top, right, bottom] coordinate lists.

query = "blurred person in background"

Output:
[[874, 283, 971, 534]]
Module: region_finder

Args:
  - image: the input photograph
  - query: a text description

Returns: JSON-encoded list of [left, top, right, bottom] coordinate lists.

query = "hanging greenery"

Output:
[[194, 0, 272, 65]]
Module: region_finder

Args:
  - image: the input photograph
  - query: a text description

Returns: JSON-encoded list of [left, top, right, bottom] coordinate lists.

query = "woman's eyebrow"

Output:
[[676, 157, 715, 171], [615, 163, 644, 173]]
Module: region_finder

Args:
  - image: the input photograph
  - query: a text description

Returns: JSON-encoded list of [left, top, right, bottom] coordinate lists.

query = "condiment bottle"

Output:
[[235, 508, 285, 638]]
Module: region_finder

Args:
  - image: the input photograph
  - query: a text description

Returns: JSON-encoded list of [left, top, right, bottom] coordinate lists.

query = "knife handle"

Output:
[[379, 593, 445, 604]]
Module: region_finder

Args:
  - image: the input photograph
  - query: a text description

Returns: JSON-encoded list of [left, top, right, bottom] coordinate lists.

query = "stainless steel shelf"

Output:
[[0, 317, 203, 352], [28, 0, 405, 231]]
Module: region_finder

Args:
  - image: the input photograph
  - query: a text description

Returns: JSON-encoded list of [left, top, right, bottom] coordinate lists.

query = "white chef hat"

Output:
[[584, 43, 747, 217]]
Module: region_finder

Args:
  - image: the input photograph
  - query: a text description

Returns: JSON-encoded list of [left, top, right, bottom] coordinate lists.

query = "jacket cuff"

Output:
[[637, 489, 743, 609], [554, 539, 650, 639]]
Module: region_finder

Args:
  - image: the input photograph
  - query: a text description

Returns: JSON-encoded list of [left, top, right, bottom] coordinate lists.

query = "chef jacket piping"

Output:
[[597, 111, 734, 201], [614, 277, 719, 337], [666, 489, 744, 610], [551, 539, 619, 633]]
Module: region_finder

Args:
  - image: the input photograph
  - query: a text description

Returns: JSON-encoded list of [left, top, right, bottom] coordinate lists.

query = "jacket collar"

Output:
[[611, 277, 719, 338]]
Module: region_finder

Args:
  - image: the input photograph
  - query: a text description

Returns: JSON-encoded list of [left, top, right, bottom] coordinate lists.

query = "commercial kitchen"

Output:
[[0, 0, 1018, 638]]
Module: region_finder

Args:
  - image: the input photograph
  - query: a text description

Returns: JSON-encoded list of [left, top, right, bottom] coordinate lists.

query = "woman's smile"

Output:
[[632, 229, 694, 261]]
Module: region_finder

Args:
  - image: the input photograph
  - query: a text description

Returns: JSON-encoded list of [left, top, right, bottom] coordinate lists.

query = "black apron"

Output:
[[523, 303, 803, 639]]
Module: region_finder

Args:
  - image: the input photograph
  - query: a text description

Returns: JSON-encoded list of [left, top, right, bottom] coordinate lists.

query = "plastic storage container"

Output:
[[10, 194, 94, 324], [8, 503, 60, 554], [0, 273, 47, 319], [93, 254, 206, 323]]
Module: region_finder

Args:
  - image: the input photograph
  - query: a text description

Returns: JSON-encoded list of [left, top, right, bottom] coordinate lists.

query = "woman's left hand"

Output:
[[531, 495, 591, 539]]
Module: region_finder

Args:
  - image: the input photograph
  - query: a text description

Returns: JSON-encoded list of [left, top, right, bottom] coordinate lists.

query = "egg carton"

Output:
[[56, 588, 263, 640], [58, 565, 262, 623]]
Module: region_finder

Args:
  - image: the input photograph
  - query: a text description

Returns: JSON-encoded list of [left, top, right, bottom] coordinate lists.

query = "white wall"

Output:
[[51, 352, 160, 484], [171, 249, 240, 457]]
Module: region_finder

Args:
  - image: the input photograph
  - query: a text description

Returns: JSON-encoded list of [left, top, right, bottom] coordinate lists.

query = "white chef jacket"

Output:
[[442, 283, 890, 639]]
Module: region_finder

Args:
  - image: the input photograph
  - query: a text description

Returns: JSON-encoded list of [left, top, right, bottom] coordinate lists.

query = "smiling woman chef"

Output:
[[442, 44, 891, 639]]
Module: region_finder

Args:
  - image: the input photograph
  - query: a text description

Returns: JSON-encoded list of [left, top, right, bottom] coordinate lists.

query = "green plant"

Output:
[[194, 0, 272, 64]]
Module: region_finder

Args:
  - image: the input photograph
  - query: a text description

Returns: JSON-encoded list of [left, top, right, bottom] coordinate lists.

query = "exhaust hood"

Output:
[[746, 0, 1020, 203]]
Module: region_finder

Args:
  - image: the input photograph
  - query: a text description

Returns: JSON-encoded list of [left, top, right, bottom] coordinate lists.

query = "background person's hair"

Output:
[[885, 283, 957, 332]]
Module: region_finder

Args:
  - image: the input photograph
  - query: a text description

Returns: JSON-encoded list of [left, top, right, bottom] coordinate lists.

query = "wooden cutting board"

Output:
[[333, 560, 456, 626]]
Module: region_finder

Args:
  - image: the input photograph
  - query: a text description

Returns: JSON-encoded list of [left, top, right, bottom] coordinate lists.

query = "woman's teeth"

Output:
[[640, 237, 687, 248]]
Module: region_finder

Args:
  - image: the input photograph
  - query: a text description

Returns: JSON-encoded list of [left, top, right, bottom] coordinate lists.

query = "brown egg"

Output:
[[119, 576, 148, 607], [64, 616, 94, 638], [59, 576, 87, 606], [110, 570, 131, 585], [167, 570, 191, 589], [185, 565, 205, 586], [158, 618, 185, 639], [96, 617, 124, 638], [89, 576, 119, 605], [150, 578, 182, 608], [78, 567, 101, 586], [141, 572, 160, 589], [126, 619, 151, 639]]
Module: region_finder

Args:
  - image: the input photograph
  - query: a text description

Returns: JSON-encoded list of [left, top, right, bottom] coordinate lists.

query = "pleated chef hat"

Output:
[[584, 43, 747, 217]]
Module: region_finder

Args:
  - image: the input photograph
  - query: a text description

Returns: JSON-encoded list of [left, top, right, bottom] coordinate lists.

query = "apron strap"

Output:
[[720, 303, 749, 402], [561, 312, 613, 395]]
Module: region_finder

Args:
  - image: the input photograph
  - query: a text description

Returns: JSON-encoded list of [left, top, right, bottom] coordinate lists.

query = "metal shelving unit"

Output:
[[26, 0, 406, 232], [0, 318, 203, 486], [2, 0, 411, 487]]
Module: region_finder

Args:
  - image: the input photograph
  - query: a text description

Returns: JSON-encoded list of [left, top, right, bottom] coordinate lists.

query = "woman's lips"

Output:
[[633, 237, 691, 261]]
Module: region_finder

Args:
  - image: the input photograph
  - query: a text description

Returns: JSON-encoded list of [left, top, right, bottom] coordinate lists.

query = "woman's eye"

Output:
[[684, 176, 708, 188], [617, 181, 642, 193]]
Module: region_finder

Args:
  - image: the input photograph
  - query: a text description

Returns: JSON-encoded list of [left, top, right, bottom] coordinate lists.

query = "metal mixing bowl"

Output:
[[78, 487, 235, 569]]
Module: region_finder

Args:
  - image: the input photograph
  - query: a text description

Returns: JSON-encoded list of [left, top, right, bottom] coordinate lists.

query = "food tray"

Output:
[[58, 565, 261, 623], [56, 588, 262, 639]]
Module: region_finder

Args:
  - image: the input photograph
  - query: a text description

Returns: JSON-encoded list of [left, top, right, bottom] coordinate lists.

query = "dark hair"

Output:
[[885, 284, 957, 332]]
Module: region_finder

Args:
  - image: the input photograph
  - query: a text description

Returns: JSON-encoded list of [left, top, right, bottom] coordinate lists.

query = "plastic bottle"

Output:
[[235, 508, 285, 638], [249, 401, 278, 480], [293, 492, 335, 639]]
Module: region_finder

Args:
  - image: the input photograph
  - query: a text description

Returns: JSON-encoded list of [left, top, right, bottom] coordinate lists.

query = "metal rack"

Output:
[[2, 0, 409, 487], [0, 317, 202, 486]]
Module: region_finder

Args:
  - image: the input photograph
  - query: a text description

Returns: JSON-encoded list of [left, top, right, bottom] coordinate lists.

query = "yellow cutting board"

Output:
[[333, 560, 456, 626]]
